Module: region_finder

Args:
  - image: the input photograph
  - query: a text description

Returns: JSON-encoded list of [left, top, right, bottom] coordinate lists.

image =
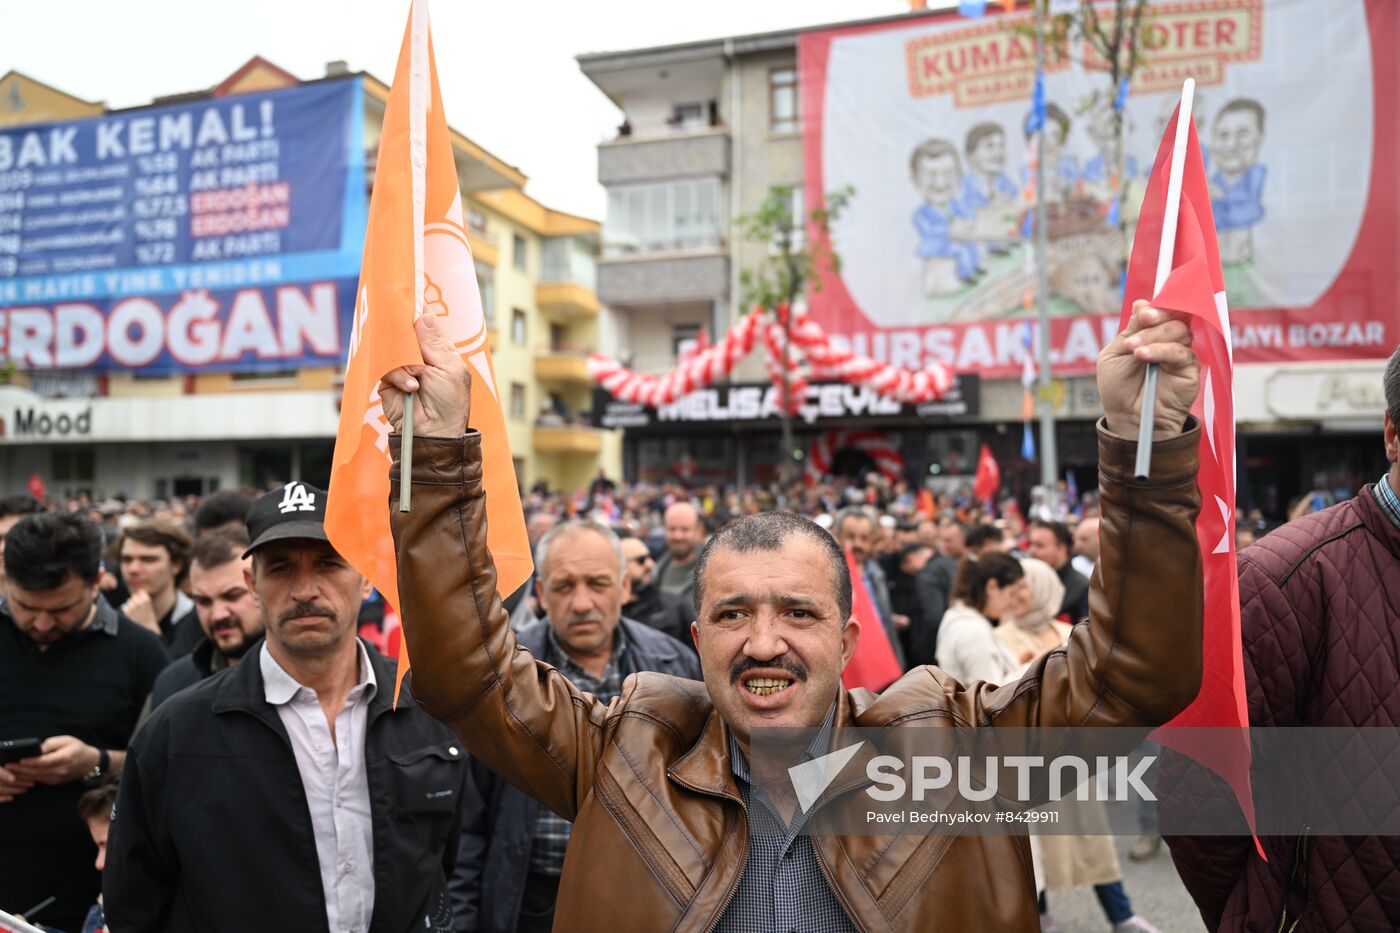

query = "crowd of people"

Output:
[[0, 457, 1334, 933], [4, 322, 1399, 933]]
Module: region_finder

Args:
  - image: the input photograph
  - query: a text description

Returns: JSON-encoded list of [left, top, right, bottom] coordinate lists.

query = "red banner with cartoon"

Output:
[[800, 0, 1398, 378]]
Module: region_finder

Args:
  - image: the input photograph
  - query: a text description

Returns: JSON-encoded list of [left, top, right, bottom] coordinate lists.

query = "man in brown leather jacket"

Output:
[[380, 300, 1204, 933]]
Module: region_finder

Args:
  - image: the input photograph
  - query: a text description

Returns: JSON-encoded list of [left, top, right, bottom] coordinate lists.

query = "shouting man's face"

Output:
[[692, 534, 858, 752]]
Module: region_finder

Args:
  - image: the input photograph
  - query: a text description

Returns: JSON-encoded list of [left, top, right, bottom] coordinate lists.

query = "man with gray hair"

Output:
[[451, 519, 700, 933], [1165, 344, 1400, 930], [832, 506, 907, 669]]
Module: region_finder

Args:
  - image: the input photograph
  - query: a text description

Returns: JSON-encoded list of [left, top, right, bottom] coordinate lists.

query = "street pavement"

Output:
[[1037, 796, 1208, 933]]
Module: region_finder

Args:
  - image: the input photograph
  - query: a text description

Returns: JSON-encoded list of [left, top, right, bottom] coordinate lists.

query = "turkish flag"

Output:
[[326, 0, 531, 702], [26, 474, 45, 501], [1121, 97, 1255, 834], [972, 444, 1000, 503], [842, 548, 903, 692]]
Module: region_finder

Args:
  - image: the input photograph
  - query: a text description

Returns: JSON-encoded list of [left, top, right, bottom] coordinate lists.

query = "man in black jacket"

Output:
[[1028, 519, 1092, 622], [450, 519, 700, 933], [618, 531, 694, 650], [146, 528, 264, 711], [105, 482, 467, 933]]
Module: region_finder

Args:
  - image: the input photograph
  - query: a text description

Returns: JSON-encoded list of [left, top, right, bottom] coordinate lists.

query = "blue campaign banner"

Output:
[[0, 78, 367, 373]]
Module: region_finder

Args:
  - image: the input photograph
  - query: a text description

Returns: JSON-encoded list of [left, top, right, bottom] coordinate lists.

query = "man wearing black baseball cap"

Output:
[[106, 482, 469, 933]]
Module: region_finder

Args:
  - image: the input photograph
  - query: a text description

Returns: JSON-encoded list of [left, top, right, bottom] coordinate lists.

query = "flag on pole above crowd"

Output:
[[1121, 81, 1256, 837], [973, 443, 1000, 504], [326, 0, 532, 702]]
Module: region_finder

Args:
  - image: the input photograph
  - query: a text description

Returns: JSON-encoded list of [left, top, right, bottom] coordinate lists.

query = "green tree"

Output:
[[737, 184, 853, 482], [1035, 0, 1155, 254]]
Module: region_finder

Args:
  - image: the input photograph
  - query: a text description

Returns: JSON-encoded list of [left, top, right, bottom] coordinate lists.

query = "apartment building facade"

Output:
[[580, 4, 1395, 513], [0, 60, 617, 500]]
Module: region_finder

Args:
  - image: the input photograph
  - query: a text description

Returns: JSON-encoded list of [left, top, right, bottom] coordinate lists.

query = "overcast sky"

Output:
[[7, 0, 910, 220]]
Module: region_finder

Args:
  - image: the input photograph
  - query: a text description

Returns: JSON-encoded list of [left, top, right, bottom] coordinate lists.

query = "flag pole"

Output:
[[1134, 78, 1195, 480], [399, 393, 415, 511]]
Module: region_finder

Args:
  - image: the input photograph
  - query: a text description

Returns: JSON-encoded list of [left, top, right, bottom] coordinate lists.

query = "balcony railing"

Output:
[[533, 350, 592, 387], [533, 422, 604, 454]]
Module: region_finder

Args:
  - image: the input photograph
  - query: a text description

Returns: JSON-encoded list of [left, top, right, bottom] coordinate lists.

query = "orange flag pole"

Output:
[[398, 397, 414, 511]]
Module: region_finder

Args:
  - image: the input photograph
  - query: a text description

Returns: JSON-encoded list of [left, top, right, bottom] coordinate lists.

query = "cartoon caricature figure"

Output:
[[1052, 250, 1121, 314], [910, 138, 982, 295], [960, 122, 1018, 254], [1209, 97, 1266, 265], [1024, 102, 1080, 205], [1151, 93, 1209, 178], [1081, 103, 1139, 204]]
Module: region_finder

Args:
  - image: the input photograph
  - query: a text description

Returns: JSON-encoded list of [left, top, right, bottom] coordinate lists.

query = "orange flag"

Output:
[[327, 0, 532, 701]]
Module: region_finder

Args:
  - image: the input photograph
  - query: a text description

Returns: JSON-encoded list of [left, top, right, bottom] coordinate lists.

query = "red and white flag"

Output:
[[842, 548, 903, 693], [973, 443, 1000, 504], [1121, 93, 1255, 831]]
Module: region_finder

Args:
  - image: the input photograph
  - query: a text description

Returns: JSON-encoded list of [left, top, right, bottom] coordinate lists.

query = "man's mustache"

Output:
[[278, 602, 337, 624], [730, 655, 808, 684]]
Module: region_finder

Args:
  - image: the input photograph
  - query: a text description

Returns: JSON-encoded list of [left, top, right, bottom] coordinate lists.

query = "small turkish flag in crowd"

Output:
[[972, 444, 1000, 503], [26, 474, 45, 501], [842, 548, 903, 692]]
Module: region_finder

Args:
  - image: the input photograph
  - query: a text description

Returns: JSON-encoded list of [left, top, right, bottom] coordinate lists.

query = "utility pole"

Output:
[[1033, 0, 1059, 492]]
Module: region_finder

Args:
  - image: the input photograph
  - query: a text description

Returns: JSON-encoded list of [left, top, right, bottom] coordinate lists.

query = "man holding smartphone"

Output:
[[0, 512, 167, 932]]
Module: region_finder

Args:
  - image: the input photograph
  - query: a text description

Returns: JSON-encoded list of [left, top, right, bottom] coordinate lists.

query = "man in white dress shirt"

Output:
[[106, 482, 467, 933]]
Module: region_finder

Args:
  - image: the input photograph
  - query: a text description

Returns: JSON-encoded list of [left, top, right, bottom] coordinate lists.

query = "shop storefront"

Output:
[[0, 386, 338, 499], [1235, 361, 1390, 518], [587, 376, 1101, 495]]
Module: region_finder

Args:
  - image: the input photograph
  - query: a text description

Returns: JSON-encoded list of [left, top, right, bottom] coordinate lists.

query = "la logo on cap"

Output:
[[278, 482, 316, 515]]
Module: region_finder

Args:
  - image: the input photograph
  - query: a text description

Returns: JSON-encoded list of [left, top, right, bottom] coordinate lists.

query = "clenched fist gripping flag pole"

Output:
[[1125, 79, 1257, 847], [327, 0, 532, 702]]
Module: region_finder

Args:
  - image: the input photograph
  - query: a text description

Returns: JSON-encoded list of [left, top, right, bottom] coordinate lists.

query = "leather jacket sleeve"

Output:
[[390, 434, 613, 823], [957, 420, 1204, 728]]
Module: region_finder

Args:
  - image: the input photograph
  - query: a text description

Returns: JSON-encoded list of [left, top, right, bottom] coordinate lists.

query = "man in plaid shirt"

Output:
[[450, 520, 700, 933]]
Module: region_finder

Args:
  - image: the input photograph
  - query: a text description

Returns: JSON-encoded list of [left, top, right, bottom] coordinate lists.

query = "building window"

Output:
[[467, 206, 489, 236], [672, 323, 701, 362], [52, 448, 96, 484], [511, 308, 528, 345], [549, 322, 568, 352], [604, 178, 724, 255], [770, 185, 805, 254], [232, 369, 298, 383], [770, 68, 799, 134], [667, 102, 705, 130], [510, 382, 526, 420], [513, 233, 528, 272], [476, 261, 496, 328]]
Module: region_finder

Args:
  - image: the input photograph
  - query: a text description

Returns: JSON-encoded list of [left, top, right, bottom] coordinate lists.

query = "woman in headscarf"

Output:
[[1004, 558, 1160, 933], [996, 557, 1069, 666]]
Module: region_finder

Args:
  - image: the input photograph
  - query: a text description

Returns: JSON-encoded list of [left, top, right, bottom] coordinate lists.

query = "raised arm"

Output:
[[382, 315, 612, 820], [958, 301, 1205, 728]]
